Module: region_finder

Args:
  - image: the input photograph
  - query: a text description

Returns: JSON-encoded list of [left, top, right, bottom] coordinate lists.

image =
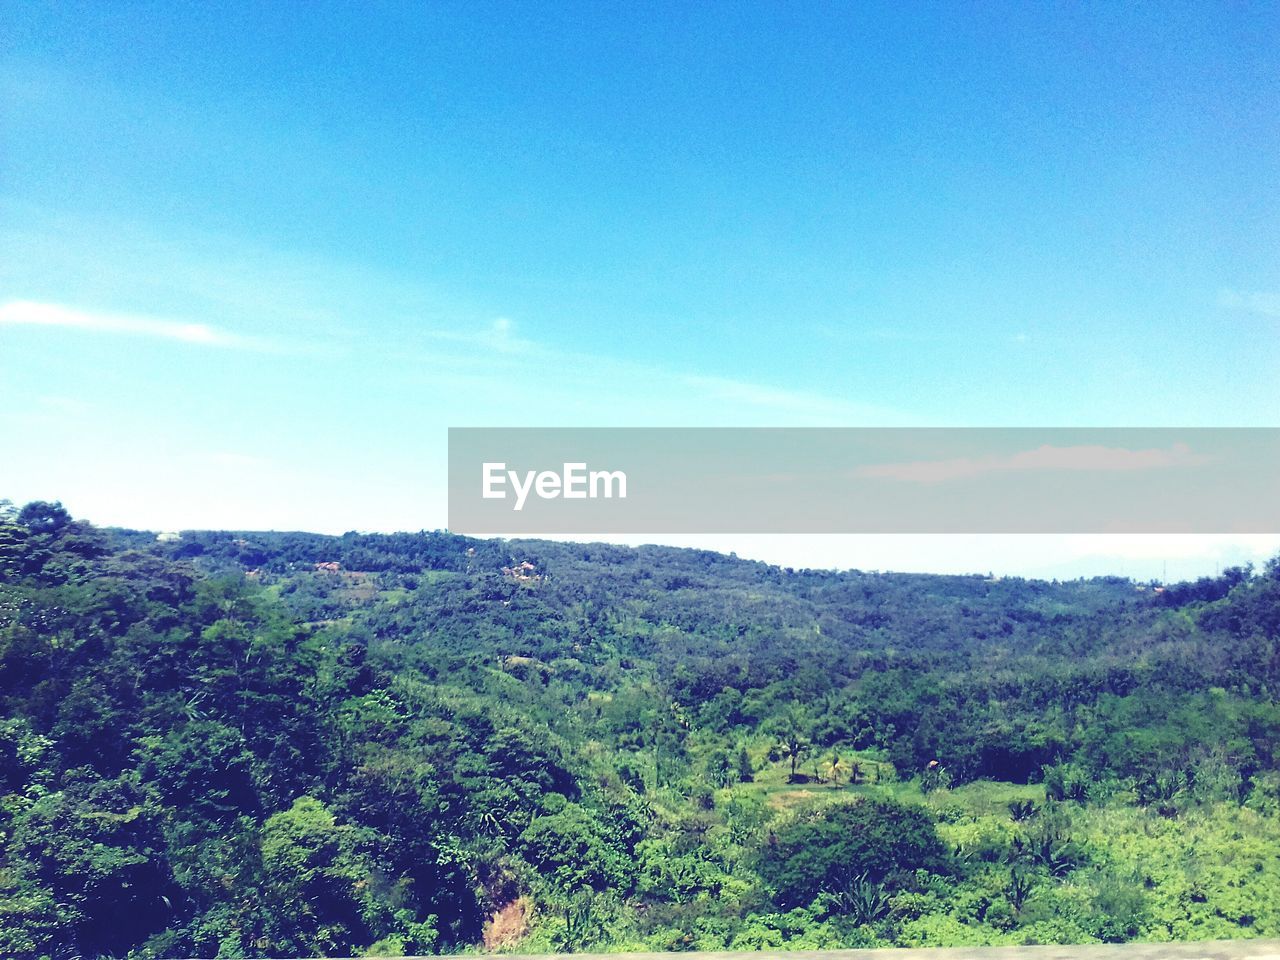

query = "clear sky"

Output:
[[2, 2, 1278, 578]]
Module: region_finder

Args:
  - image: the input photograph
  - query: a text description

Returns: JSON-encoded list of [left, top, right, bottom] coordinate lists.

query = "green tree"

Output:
[[704, 748, 734, 788], [259, 796, 375, 954], [16, 500, 71, 535], [519, 802, 634, 893], [8, 772, 175, 958], [821, 749, 852, 786], [756, 797, 946, 909], [766, 707, 811, 783]]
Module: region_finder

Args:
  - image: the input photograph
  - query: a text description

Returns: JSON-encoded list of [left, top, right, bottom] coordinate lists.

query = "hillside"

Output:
[[1, 500, 1278, 958]]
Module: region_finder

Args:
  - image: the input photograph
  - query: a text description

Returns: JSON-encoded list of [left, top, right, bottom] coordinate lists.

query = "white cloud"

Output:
[[423, 316, 536, 355], [0, 300, 258, 348]]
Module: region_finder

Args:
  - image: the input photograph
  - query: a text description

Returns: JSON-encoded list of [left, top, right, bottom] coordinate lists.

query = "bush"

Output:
[[756, 798, 946, 909]]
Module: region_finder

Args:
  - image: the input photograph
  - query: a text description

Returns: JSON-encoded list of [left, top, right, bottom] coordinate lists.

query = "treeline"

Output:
[[0, 500, 1277, 958]]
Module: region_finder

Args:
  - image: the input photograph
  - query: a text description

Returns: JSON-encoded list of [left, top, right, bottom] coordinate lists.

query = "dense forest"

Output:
[[1, 499, 1278, 959]]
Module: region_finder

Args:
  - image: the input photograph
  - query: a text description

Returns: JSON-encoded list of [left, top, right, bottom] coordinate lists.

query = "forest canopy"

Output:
[[1, 499, 1278, 958]]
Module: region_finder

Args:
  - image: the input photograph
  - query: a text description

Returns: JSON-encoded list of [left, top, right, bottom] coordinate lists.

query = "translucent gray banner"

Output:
[[447, 428, 1280, 534]]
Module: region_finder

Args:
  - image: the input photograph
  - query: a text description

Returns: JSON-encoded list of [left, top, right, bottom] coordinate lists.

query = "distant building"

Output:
[[315, 561, 341, 573], [502, 560, 541, 583], [156, 531, 182, 543]]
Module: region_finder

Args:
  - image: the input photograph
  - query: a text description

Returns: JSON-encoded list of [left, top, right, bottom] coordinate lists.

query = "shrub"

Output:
[[756, 798, 946, 909]]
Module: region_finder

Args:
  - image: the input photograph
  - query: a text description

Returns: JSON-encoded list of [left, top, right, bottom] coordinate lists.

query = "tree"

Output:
[[1008, 798, 1038, 822], [8, 772, 176, 958], [766, 707, 811, 783], [0, 517, 28, 579], [704, 749, 734, 788], [547, 886, 617, 953], [920, 761, 953, 793], [519, 803, 633, 893], [259, 796, 387, 955], [1005, 865, 1034, 911], [757, 797, 946, 909], [135, 721, 260, 824], [16, 501, 71, 535], [736, 745, 754, 783], [821, 749, 852, 786]]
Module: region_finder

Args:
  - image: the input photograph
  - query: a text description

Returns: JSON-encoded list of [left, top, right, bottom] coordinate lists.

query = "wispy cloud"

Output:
[[0, 300, 262, 348], [2, 217, 901, 424], [680, 373, 896, 421], [1219, 288, 1280, 319], [854, 442, 1207, 484], [414, 322, 897, 423], [423, 316, 536, 355]]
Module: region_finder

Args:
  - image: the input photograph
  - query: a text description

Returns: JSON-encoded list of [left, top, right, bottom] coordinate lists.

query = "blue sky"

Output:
[[2, 2, 1278, 577]]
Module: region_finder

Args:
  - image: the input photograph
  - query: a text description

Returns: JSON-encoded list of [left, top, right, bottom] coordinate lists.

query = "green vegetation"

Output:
[[1, 498, 1278, 958]]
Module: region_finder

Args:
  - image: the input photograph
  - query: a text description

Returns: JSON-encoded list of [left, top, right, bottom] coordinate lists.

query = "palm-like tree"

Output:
[[821, 749, 852, 785]]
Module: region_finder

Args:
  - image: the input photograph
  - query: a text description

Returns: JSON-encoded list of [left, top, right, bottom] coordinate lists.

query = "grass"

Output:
[[738, 748, 1044, 820]]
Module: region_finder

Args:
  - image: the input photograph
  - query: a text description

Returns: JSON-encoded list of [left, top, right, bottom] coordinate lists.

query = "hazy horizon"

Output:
[[51, 494, 1280, 584]]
